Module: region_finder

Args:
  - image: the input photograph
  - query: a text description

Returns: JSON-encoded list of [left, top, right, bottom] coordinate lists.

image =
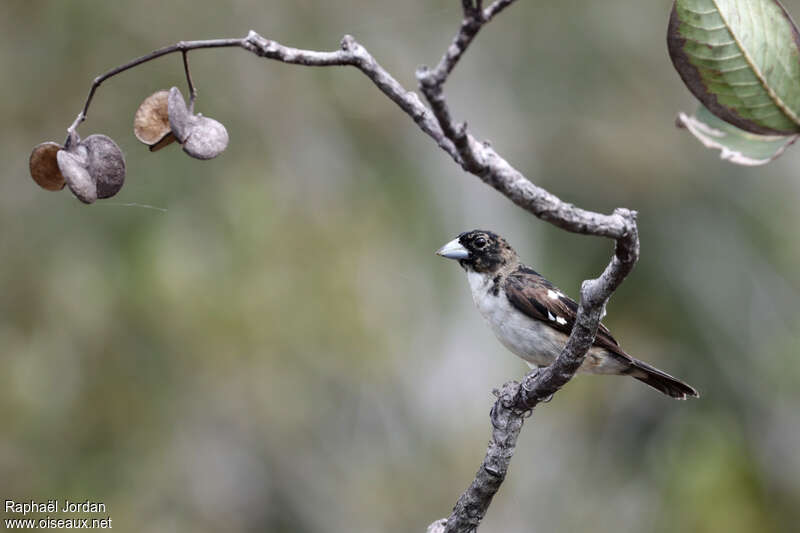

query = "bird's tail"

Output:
[[627, 358, 699, 400]]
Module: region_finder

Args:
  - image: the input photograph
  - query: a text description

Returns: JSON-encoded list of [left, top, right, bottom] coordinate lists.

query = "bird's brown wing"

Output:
[[504, 266, 699, 399], [503, 266, 623, 354]]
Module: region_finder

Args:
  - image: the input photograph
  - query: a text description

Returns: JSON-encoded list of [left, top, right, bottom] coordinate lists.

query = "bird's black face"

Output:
[[437, 230, 516, 273]]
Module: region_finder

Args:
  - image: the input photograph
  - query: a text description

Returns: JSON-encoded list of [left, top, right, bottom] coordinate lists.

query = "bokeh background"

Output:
[[2, 1, 800, 531]]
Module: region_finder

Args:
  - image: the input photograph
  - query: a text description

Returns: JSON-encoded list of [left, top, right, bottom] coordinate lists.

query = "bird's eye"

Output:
[[474, 237, 487, 249]]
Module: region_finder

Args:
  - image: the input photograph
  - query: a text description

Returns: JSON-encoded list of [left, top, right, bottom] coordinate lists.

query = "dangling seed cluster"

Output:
[[29, 131, 125, 205], [166, 87, 229, 160], [30, 84, 228, 204]]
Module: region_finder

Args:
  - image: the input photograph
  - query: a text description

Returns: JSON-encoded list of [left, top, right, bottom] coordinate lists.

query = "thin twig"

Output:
[[67, 38, 245, 133], [415, 3, 521, 175], [181, 50, 197, 110], [484, 0, 517, 21], [241, 31, 461, 160]]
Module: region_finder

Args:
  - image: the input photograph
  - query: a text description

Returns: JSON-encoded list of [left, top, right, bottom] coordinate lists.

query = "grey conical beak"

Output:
[[436, 238, 469, 260]]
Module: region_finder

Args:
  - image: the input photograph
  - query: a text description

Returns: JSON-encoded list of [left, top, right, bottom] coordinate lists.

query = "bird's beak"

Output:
[[436, 238, 470, 260]]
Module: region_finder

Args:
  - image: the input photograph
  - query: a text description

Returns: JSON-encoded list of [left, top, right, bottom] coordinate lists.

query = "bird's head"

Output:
[[436, 230, 518, 274]]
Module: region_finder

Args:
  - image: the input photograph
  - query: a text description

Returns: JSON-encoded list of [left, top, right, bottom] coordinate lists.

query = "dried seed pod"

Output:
[[183, 116, 228, 160], [56, 134, 126, 204], [134, 90, 176, 152], [57, 144, 95, 204], [29, 142, 66, 191], [167, 87, 193, 143], [167, 87, 229, 160], [83, 134, 126, 199]]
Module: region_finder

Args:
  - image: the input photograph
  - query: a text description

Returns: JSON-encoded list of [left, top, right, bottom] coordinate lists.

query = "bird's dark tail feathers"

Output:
[[627, 359, 699, 400]]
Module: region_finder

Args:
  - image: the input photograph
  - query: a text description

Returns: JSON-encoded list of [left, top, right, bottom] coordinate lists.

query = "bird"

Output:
[[436, 229, 699, 399]]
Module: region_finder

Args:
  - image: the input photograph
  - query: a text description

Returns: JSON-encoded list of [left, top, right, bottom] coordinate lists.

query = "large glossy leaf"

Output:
[[678, 104, 799, 165], [668, 0, 800, 135]]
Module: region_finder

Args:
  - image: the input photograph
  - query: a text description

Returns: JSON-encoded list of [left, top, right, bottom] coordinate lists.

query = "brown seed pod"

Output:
[[133, 90, 176, 152], [29, 142, 66, 191], [56, 134, 126, 204], [167, 87, 229, 160]]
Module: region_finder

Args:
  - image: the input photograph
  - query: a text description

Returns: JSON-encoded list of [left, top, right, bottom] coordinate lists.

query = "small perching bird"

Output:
[[437, 230, 699, 399]]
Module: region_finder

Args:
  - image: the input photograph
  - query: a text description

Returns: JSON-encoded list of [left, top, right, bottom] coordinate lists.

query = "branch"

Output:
[[65, 6, 640, 529], [243, 30, 633, 239], [248, 23, 640, 533], [241, 32, 461, 160], [68, 38, 244, 133], [410, 2, 638, 530]]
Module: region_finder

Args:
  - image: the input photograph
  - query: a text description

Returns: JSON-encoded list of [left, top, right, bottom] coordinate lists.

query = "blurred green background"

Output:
[[2, 1, 800, 531]]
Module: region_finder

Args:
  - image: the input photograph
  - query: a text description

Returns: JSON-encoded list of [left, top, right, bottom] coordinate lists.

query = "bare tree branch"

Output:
[[484, 0, 518, 21], [67, 38, 244, 134], [65, 4, 640, 529], [412, 3, 639, 530], [243, 20, 640, 533], [242, 32, 462, 161]]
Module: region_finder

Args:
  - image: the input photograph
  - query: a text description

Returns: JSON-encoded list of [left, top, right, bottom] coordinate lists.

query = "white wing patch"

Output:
[[547, 289, 560, 300], [546, 311, 568, 325]]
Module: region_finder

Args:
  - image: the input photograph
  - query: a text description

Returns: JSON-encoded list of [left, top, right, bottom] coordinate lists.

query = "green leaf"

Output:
[[668, 0, 800, 135], [678, 104, 798, 165]]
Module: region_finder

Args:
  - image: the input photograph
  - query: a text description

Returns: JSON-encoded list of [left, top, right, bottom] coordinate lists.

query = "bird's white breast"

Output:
[[466, 270, 567, 367]]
